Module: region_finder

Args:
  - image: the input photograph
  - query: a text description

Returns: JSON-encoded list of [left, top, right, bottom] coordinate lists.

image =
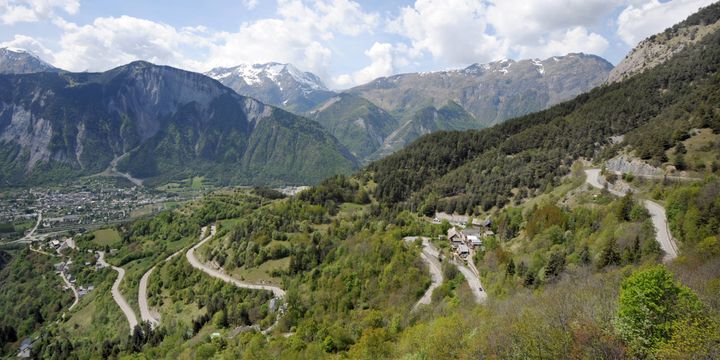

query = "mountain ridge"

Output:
[[0, 61, 358, 187]]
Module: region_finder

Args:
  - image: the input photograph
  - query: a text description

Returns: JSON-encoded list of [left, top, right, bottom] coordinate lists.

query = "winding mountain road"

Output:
[[59, 270, 79, 311], [453, 259, 487, 303], [643, 200, 679, 261], [403, 237, 443, 309], [98, 251, 139, 333], [584, 169, 679, 262], [186, 225, 286, 298], [138, 235, 197, 328]]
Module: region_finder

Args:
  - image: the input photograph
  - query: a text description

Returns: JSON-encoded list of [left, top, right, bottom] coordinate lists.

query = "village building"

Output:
[[467, 235, 482, 248], [447, 227, 465, 248], [457, 244, 470, 257]]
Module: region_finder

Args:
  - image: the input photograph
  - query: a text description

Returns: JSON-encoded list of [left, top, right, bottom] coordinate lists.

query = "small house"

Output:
[[457, 244, 470, 257], [467, 235, 482, 248], [17, 338, 32, 358], [447, 228, 465, 247]]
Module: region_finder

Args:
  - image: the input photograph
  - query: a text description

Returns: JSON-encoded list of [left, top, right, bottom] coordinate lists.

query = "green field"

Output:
[[92, 229, 122, 247], [190, 176, 204, 190], [229, 257, 290, 286]]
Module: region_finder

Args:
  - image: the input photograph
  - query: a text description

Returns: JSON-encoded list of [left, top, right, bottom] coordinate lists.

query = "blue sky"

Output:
[[0, 0, 716, 89]]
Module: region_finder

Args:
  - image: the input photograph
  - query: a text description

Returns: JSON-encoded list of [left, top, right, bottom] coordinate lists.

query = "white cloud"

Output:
[[516, 26, 609, 59], [486, 0, 620, 44], [388, 0, 508, 66], [243, 0, 258, 10], [206, 0, 377, 77], [39, 0, 377, 77], [52, 15, 208, 72], [357, 42, 398, 80], [332, 42, 415, 87], [617, 0, 717, 46], [0, 0, 79, 25], [387, 0, 619, 65], [0, 34, 54, 60]]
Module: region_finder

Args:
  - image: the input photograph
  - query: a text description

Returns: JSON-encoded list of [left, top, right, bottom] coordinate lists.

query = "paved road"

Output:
[[584, 169, 679, 262], [453, 259, 487, 303], [403, 237, 443, 309], [186, 225, 286, 298], [643, 200, 679, 261], [187, 225, 286, 335], [98, 251, 139, 333], [138, 267, 160, 328], [59, 270, 79, 311], [138, 230, 200, 328], [584, 169, 625, 196], [7, 211, 43, 244]]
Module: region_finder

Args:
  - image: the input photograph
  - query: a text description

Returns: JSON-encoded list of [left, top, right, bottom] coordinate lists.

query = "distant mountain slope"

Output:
[[0, 61, 358, 187], [310, 93, 398, 160], [348, 54, 613, 127], [608, 2, 720, 83], [369, 101, 478, 161], [367, 8, 720, 214], [206, 63, 336, 114], [0, 48, 57, 74]]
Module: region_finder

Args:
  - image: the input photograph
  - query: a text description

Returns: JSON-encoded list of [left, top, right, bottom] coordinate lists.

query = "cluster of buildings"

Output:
[[446, 222, 495, 259], [0, 181, 188, 242]]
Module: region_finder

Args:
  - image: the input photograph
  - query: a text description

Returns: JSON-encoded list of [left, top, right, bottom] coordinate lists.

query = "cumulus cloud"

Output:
[[0, 34, 55, 60], [51, 15, 209, 72], [388, 0, 507, 66], [617, 0, 717, 46], [0, 0, 79, 25], [486, 0, 620, 44], [387, 0, 617, 66], [38, 0, 377, 76], [333, 42, 409, 87], [515, 26, 609, 59]]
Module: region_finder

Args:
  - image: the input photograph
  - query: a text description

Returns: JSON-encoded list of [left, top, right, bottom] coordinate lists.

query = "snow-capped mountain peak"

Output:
[[206, 62, 334, 113], [207, 62, 327, 91]]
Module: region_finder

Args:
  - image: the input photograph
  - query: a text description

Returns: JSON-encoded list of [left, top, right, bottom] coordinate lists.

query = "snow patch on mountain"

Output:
[[532, 59, 545, 75], [206, 63, 327, 90]]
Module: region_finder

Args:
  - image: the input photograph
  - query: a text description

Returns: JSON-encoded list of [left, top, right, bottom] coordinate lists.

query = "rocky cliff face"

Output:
[[0, 48, 57, 74], [0, 61, 358, 186], [206, 63, 336, 114], [608, 2, 720, 83], [606, 155, 664, 177], [348, 53, 613, 127]]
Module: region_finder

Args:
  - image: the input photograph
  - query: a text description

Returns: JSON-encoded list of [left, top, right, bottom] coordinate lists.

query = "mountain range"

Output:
[[0, 47, 615, 185], [0, 61, 357, 187]]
